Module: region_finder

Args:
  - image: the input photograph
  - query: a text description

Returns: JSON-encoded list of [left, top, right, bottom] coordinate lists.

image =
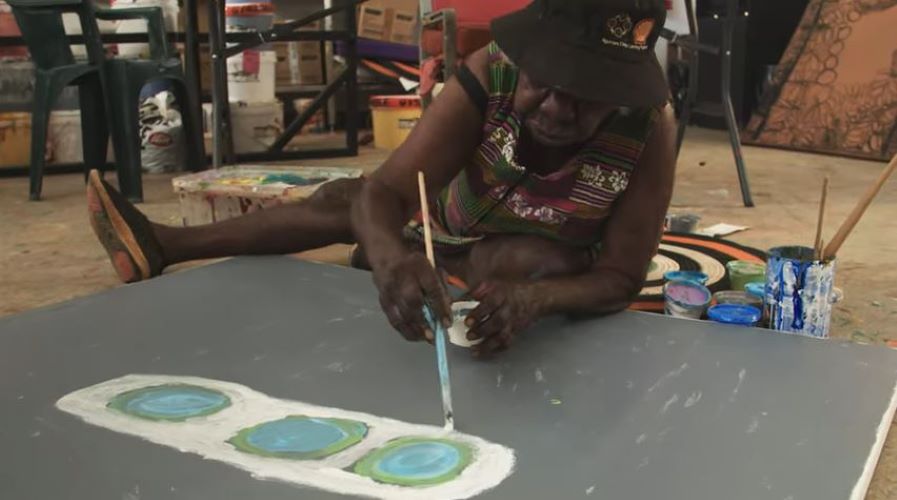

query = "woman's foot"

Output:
[[86, 170, 164, 283]]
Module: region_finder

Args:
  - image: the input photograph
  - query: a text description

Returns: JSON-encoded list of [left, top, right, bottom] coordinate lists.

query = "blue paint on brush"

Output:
[[423, 305, 454, 430]]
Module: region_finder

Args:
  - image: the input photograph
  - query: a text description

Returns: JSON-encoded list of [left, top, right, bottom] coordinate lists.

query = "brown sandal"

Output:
[[86, 170, 164, 283]]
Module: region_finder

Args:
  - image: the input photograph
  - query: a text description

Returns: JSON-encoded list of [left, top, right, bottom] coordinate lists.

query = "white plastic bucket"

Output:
[[47, 110, 116, 164], [226, 50, 276, 103], [202, 100, 282, 154], [113, 0, 179, 59], [48, 110, 83, 164]]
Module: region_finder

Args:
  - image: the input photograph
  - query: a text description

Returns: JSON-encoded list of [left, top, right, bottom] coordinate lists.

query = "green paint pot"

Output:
[[726, 260, 767, 291]]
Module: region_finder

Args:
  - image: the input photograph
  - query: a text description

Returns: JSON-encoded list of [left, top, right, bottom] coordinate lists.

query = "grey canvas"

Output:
[[1, 257, 896, 500]]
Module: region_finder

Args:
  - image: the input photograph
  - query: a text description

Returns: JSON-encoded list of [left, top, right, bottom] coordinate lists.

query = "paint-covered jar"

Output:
[[663, 279, 711, 319], [663, 270, 709, 285], [708, 304, 762, 327], [766, 246, 836, 338], [726, 260, 767, 292]]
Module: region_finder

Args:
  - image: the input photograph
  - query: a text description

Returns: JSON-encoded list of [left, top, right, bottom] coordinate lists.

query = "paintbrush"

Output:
[[417, 171, 455, 431], [822, 153, 897, 261], [813, 176, 829, 261]]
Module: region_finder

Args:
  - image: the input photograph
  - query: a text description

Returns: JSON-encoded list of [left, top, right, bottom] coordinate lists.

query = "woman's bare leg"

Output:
[[155, 178, 362, 265]]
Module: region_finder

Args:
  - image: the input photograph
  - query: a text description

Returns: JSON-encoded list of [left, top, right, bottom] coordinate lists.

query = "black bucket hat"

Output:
[[492, 0, 669, 107]]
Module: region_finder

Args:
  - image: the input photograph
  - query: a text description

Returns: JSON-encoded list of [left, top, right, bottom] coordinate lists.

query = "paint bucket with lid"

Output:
[[663, 279, 711, 319], [727, 260, 767, 292], [766, 245, 836, 338], [0, 112, 30, 167], [744, 281, 765, 299], [370, 95, 421, 150], [663, 270, 708, 286], [712, 290, 762, 309], [708, 304, 762, 327], [226, 50, 277, 103]]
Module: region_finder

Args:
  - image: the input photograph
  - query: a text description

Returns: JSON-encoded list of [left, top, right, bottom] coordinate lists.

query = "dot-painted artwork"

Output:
[[58, 375, 515, 499], [353, 437, 473, 487], [106, 384, 230, 422], [229, 416, 367, 460]]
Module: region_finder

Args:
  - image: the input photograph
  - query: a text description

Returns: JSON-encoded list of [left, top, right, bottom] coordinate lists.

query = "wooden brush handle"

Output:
[[822, 154, 897, 260], [813, 176, 829, 261], [417, 171, 436, 268]]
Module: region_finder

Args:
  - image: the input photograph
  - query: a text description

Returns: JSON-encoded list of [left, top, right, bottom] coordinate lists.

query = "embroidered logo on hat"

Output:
[[606, 14, 633, 38], [632, 19, 655, 46], [602, 13, 653, 52]]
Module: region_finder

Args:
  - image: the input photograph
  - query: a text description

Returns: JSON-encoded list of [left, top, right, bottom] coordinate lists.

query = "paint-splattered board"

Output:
[[1, 256, 896, 500]]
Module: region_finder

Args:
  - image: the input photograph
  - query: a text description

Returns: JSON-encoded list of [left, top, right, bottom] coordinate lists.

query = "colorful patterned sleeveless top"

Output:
[[409, 42, 659, 252]]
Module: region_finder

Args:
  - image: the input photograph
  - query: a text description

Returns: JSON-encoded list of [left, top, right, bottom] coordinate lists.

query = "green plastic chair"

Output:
[[96, 5, 204, 203], [8, 0, 110, 201]]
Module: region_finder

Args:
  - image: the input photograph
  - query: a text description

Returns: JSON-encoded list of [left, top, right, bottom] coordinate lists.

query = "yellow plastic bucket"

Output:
[[370, 95, 421, 151], [0, 112, 31, 168]]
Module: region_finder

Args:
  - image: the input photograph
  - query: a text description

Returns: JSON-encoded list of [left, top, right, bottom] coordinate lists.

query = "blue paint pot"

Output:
[[663, 270, 709, 286], [707, 304, 762, 327], [744, 281, 765, 299], [663, 280, 712, 319], [766, 246, 836, 338]]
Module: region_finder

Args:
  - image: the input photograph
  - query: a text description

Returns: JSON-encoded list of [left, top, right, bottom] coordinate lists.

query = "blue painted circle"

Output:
[[121, 386, 229, 420], [373, 441, 461, 480], [744, 281, 766, 298], [245, 418, 350, 454], [663, 270, 709, 285], [708, 304, 762, 326]]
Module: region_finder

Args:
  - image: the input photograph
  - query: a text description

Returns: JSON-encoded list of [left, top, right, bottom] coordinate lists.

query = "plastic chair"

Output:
[[96, 6, 204, 203], [7, 0, 109, 201]]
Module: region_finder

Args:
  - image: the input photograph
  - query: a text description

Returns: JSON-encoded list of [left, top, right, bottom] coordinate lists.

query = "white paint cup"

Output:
[[447, 301, 483, 348]]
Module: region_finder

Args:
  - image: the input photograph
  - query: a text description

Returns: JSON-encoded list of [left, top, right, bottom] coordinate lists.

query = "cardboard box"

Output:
[[366, 0, 418, 13], [294, 42, 324, 85], [274, 42, 294, 86], [177, 0, 210, 33], [357, 5, 388, 40], [358, 0, 418, 44], [389, 9, 416, 45]]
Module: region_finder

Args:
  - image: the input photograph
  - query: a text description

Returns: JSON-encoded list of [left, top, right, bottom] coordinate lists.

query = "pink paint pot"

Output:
[[664, 279, 712, 319]]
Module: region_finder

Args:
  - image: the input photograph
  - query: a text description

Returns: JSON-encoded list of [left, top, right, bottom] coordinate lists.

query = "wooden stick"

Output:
[[417, 171, 436, 267], [822, 153, 897, 261], [813, 176, 829, 261]]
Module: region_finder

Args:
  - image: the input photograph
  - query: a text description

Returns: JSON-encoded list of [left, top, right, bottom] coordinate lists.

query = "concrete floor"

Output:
[[1, 127, 896, 498]]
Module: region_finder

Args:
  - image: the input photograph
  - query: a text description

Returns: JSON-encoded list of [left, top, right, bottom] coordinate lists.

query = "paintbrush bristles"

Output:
[[822, 153, 897, 261], [814, 176, 829, 261], [417, 171, 436, 268]]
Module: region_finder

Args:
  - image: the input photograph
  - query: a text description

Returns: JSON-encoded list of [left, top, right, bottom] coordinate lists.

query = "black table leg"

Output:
[[182, 0, 206, 170], [208, 0, 234, 167], [723, 0, 754, 207]]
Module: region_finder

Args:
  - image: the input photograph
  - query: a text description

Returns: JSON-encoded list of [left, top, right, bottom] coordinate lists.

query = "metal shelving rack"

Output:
[[0, 0, 367, 176]]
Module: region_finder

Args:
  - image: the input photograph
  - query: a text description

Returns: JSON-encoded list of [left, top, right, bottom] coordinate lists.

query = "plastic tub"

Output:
[[726, 260, 767, 292], [370, 95, 421, 151], [708, 304, 762, 327], [663, 270, 709, 285], [227, 50, 277, 103], [663, 279, 711, 320]]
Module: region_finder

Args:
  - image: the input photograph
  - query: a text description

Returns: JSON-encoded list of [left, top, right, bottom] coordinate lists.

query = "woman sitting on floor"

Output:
[[87, 0, 677, 357]]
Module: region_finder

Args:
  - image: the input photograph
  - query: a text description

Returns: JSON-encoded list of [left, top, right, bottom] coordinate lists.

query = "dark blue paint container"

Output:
[[707, 304, 762, 327]]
